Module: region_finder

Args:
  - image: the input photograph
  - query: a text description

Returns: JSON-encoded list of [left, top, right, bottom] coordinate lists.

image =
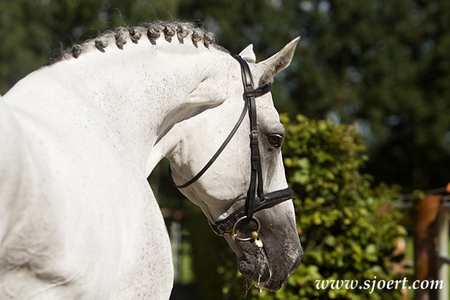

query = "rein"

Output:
[[171, 55, 294, 241]]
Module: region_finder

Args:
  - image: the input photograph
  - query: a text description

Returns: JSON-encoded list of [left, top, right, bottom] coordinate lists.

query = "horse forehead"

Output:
[[256, 94, 282, 126]]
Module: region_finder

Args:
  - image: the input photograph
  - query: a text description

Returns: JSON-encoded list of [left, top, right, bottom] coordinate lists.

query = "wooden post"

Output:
[[438, 204, 449, 300], [414, 195, 442, 300]]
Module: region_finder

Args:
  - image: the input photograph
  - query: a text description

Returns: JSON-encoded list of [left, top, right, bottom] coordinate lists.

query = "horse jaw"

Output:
[[224, 201, 302, 291]]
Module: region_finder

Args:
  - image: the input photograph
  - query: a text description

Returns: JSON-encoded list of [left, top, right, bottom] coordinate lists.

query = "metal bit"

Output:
[[252, 231, 263, 248]]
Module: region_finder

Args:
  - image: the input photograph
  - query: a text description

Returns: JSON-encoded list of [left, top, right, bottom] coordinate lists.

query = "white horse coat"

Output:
[[0, 22, 301, 299]]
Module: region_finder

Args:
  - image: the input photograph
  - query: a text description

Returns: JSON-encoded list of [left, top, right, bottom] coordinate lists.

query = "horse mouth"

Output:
[[258, 253, 303, 291], [236, 244, 303, 292]]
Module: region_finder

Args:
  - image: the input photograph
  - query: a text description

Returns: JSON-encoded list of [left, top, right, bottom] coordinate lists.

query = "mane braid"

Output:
[[48, 21, 228, 65]]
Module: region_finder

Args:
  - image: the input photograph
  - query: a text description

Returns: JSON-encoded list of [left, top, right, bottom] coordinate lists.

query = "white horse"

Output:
[[0, 22, 302, 299]]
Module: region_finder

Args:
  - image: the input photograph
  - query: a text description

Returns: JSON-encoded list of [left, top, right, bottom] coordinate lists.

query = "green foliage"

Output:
[[252, 115, 406, 299], [284, 0, 450, 190]]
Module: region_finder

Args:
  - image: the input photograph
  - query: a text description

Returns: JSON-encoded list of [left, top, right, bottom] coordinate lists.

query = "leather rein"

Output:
[[171, 55, 294, 241]]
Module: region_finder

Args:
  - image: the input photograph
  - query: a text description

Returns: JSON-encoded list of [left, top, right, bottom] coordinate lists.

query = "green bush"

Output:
[[185, 115, 407, 299]]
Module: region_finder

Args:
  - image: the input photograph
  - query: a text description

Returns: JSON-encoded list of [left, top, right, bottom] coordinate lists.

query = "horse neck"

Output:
[[25, 42, 232, 174]]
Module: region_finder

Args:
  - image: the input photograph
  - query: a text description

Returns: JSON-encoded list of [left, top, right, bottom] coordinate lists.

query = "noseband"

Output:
[[171, 55, 294, 241]]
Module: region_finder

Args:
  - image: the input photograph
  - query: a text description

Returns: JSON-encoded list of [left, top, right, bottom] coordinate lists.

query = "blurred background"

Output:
[[1, 0, 449, 299]]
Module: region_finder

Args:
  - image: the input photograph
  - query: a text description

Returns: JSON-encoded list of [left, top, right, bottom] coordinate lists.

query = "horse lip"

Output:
[[259, 250, 303, 291], [289, 251, 303, 276], [254, 270, 272, 289]]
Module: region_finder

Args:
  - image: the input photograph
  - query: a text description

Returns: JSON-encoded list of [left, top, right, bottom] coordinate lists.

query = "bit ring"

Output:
[[232, 216, 261, 241]]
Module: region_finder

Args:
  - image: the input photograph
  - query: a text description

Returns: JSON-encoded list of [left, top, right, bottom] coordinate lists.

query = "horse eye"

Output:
[[268, 134, 283, 148]]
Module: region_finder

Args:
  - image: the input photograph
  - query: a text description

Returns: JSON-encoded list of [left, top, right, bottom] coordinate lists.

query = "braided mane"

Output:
[[50, 21, 227, 65]]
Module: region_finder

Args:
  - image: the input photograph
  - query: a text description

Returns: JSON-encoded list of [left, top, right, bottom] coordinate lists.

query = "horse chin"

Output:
[[237, 251, 301, 292], [232, 236, 303, 292], [234, 242, 288, 292], [255, 254, 303, 292]]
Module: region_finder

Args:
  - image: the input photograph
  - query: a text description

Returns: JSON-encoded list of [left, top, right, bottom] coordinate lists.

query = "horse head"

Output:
[[168, 37, 302, 291]]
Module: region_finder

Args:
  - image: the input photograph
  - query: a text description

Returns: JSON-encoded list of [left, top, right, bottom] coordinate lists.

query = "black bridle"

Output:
[[171, 55, 294, 241]]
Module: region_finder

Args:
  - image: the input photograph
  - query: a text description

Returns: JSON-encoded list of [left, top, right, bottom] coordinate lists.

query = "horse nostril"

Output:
[[237, 258, 271, 283], [238, 260, 252, 277]]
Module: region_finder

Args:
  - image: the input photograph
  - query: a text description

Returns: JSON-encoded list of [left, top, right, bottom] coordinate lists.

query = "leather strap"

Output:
[[172, 96, 248, 189], [234, 55, 265, 220], [209, 188, 294, 236]]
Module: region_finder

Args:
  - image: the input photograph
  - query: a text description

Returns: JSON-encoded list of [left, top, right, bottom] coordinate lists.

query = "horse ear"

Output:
[[258, 37, 301, 86], [238, 44, 256, 63]]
